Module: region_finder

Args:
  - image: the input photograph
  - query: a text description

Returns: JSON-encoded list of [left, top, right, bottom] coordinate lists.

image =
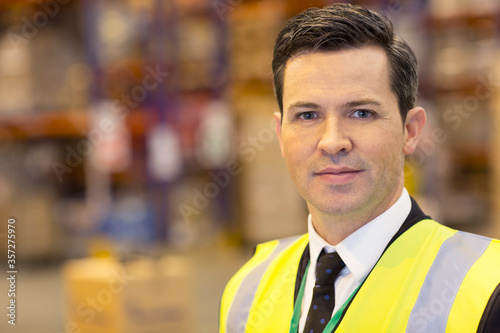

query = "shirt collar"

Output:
[[307, 188, 412, 283]]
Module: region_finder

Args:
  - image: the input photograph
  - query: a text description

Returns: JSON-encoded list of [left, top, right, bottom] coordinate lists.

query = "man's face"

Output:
[[275, 46, 418, 222]]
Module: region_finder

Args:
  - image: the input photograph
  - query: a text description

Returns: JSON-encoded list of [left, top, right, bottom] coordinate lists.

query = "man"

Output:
[[220, 4, 500, 332]]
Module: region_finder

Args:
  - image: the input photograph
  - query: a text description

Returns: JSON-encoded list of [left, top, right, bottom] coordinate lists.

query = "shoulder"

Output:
[[420, 222, 500, 332], [233, 234, 309, 282], [222, 234, 308, 295], [383, 219, 500, 332], [253, 234, 308, 256], [220, 234, 308, 329]]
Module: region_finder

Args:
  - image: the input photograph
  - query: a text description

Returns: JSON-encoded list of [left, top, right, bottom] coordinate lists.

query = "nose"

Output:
[[317, 117, 353, 155]]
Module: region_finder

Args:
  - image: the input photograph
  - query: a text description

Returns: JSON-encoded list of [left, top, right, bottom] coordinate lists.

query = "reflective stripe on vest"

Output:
[[447, 237, 500, 332], [220, 220, 500, 332], [406, 231, 490, 332]]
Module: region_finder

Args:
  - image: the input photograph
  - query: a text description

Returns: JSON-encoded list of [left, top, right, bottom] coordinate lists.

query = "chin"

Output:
[[310, 197, 362, 217]]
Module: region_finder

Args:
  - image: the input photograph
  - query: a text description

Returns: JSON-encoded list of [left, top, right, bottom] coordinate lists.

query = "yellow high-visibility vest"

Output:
[[220, 220, 500, 332]]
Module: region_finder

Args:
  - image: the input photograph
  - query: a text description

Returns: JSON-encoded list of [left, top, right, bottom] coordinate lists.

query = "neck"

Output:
[[309, 187, 404, 245]]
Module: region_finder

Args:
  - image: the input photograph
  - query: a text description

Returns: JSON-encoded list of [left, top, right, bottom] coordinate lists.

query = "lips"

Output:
[[315, 167, 362, 175], [313, 167, 363, 184]]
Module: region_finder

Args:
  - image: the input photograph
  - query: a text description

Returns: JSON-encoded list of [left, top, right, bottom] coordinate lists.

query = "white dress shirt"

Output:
[[298, 188, 412, 332]]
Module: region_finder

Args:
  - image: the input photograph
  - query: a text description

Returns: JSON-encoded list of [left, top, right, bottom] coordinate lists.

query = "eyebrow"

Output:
[[286, 101, 322, 112], [342, 99, 382, 108], [286, 98, 382, 113]]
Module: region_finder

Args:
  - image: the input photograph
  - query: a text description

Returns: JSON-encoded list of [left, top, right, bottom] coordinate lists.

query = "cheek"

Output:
[[282, 130, 315, 157], [281, 132, 316, 177], [282, 142, 306, 169], [358, 128, 404, 164]]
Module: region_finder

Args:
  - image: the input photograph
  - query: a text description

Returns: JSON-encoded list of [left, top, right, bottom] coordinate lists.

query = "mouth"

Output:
[[313, 167, 363, 184]]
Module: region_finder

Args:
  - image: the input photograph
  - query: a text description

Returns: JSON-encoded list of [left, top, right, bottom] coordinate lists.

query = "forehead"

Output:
[[282, 47, 396, 109]]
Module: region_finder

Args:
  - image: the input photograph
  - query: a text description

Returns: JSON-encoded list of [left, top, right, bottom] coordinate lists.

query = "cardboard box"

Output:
[[63, 256, 192, 333]]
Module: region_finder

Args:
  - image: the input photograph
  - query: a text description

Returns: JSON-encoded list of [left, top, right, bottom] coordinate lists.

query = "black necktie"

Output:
[[303, 250, 345, 333]]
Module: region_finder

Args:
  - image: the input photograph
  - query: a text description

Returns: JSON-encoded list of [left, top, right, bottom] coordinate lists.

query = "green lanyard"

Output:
[[289, 260, 360, 333]]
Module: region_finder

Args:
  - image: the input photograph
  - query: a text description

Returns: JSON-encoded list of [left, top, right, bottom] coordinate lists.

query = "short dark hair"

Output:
[[272, 3, 418, 122]]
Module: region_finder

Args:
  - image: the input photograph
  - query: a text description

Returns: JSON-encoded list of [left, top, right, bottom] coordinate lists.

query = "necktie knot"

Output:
[[315, 251, 345, 286]]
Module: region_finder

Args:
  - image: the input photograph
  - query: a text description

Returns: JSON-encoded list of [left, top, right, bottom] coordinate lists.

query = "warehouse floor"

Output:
[[0, 245, 251, 333]]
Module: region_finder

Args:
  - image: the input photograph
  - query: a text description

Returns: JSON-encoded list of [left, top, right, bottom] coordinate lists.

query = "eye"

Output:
[[351, 109, 373, 119], [297, 112, 317, 120]]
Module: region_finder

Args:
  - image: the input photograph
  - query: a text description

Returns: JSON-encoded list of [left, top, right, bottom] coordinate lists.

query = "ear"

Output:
[[273, 111, 284, 157], [403, 107, 426, 155]]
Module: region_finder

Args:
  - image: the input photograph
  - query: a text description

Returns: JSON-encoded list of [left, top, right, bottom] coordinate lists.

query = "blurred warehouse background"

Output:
[[1, 0, 500, 332]]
